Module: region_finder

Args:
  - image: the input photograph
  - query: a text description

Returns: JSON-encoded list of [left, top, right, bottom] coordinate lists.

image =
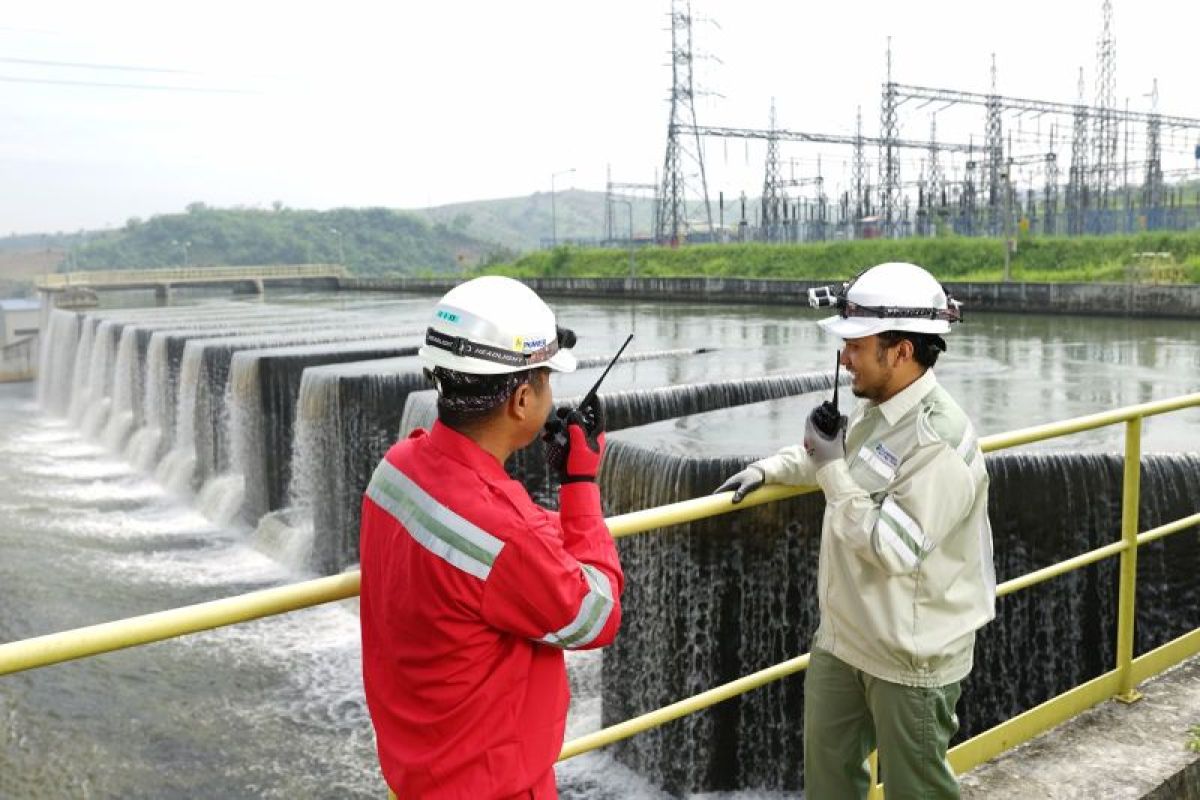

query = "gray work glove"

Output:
[[713, 465, 765, 504], [804, 404, 847, 470]]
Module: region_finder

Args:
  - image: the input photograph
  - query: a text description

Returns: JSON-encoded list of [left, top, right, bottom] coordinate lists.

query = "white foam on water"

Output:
[[103, 539, 293, 589], [22, 460, 135, 481], [195, 473, 246, 527], [249, 509, 315, 573], [125, 426, 162, 470], [155, 446, 197, 495]]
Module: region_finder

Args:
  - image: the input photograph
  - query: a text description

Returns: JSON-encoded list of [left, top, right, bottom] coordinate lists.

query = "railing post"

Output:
[[1115, 416, 1143, 703], [868, 750, 884, 799]]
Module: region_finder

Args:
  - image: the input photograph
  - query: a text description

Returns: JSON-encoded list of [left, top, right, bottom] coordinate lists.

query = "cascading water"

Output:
[[63, 316, 97, 424], [272, 358, 429, 574], [199, 338, 420, 527], [100, 325, 141, 450], [36, 309, 81, 415]]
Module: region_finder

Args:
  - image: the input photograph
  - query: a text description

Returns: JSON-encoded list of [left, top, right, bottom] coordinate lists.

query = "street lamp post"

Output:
[[613, 199, 635, 279], [550, 167, 575, 248], [330, 228, 345, 266]]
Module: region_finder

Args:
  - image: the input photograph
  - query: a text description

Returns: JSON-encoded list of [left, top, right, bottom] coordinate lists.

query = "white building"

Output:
[[0, 298, 41, 347]]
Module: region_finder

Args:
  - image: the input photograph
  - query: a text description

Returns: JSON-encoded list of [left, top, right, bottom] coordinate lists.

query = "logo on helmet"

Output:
[[514, 336, 548, 353], [436, 310, 460, 324]]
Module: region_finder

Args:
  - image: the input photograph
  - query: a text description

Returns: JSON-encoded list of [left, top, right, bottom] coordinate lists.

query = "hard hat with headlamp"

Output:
[[807, 262, 962, 340], [419, 276, 578, 375]]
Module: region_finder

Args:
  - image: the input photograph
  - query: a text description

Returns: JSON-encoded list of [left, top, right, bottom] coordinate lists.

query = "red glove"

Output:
[[564, 420, 605, 482]]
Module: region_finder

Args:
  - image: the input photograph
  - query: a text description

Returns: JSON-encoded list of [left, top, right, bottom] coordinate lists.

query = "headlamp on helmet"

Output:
[[808, 271, 962, 324]]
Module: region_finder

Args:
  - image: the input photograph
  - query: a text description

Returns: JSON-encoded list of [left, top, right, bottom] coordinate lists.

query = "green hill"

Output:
[[60, 204, 505, 276], [409, 189, 657, 251]]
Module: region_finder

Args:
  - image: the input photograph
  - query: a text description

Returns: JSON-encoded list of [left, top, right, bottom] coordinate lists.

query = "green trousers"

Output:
[[804, 648, 962, 800]]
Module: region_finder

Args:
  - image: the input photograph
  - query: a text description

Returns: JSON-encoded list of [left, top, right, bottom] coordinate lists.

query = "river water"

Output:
[[1, 291, 1198, 798]]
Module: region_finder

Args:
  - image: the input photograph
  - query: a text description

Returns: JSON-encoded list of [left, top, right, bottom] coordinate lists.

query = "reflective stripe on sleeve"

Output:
[[957, 424, 979, 465], [539, 564, 615, 649], [877, 495, 926, 566], [365, 459, 504, 580]]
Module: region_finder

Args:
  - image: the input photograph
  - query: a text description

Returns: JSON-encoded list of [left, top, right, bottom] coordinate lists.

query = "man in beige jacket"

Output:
[[716, 262, 996, 799]]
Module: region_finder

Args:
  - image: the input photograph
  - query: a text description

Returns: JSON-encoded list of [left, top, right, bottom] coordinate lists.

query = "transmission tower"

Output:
[[1044, 125, 1060, 235], [1067, 68, 1090, 235], [1091, 0, 1118, 216], [879, 38, 901, 236], [852, 105, 868, 227], [961, 149, 978, 235], [655, 0, 714, 245], [927, 116, 943, 226], [985, 54, 1005, 236], [761, 99, 784, 241], [1143, 78, 1164, 227]]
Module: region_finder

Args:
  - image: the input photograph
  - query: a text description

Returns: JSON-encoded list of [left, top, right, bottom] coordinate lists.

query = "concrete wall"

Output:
[[341, 277, 1200, 319], [0, 336, 37, 383], [1, 307, 41, 346]]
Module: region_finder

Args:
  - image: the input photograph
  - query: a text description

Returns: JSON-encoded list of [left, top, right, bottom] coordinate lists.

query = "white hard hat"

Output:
[[419, 276, 578, 375], [813, 262, 961, 339]]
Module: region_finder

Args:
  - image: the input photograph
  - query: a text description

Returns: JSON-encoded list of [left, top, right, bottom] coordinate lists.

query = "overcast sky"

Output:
[[2, 0, 1198, 234]]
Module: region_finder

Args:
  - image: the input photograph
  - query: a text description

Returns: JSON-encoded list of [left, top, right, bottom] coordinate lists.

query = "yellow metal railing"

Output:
[[35, 264, 348, 289], [1, 392, 1198, 793]]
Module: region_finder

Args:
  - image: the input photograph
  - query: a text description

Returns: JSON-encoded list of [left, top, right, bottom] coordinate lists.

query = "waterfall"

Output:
[[36, 309, 81, 415], [149, 321, 419, 498], [123, 311, 349, 468], [100, 325, 141, 450], [127, 332, 172, 470], [201, 338, 420, 528], [271, 358, 429, 574], [155, 339, 205, 494], [597, 431, 1200, 795], [63, 317, 98, 424]]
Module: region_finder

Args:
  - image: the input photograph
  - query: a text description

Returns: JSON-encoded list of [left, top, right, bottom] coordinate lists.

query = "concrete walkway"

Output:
[[960, 655, 1200, 799]]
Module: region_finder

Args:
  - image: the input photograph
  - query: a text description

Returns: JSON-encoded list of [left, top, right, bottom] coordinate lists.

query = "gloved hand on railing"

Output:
[[544, 403, 606, 483], [804, 402, 848, 470], [713, 465, 765, 504]]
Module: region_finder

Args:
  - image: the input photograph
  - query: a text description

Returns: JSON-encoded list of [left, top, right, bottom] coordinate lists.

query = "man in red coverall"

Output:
[[360, 275, 624, 799]]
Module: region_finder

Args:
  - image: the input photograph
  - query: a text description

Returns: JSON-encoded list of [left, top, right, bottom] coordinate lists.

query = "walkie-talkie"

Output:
[[543, 333, 634, 468], [810, 350, 844, 437]]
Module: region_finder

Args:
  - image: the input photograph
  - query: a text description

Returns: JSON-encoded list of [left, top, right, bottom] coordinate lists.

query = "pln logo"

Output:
[[514, 335, 547, 353], [436, 310, 460, 324]]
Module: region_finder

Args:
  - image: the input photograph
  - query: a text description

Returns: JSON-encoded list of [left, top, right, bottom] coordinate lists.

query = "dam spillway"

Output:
[[13, 290, 1200, 797]]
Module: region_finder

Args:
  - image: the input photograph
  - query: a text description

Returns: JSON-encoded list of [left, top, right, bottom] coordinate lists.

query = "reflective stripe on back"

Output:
[[366, 458, 505, 581]]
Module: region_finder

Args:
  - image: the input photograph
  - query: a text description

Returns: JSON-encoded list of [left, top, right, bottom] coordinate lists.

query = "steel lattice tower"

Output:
[[1091, 0, 1118, 213], [655, 0, 714, 245], [852, 106, 868, 225], [985, 54, 1005, 236], [927, 115, 943, 223], [1143, 79, 1164, 225], [1067, 68, 1090, 235], [879, 39, 900, 236], [761, 99, 784, 241], [1044, 125, 1060, 235]]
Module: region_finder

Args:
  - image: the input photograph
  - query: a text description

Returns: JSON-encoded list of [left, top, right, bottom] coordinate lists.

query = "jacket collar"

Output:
[[876, 368, 938, 426], [427, 420, 512, 482]]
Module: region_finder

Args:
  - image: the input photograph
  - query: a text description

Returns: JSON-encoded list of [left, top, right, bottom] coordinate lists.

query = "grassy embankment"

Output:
[[484, 232, 1200, 284]]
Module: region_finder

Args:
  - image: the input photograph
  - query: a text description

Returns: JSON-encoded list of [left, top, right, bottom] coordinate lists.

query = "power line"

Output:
[[0, 74, 253, 94], [0, 56, 198, 75]]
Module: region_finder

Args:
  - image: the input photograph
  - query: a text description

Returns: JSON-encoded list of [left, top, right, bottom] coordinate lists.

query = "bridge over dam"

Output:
[[35, 264, 349, 306]]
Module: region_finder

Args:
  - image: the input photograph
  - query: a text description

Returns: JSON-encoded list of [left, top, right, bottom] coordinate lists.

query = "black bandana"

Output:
[[431, 368, 532, 414]]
